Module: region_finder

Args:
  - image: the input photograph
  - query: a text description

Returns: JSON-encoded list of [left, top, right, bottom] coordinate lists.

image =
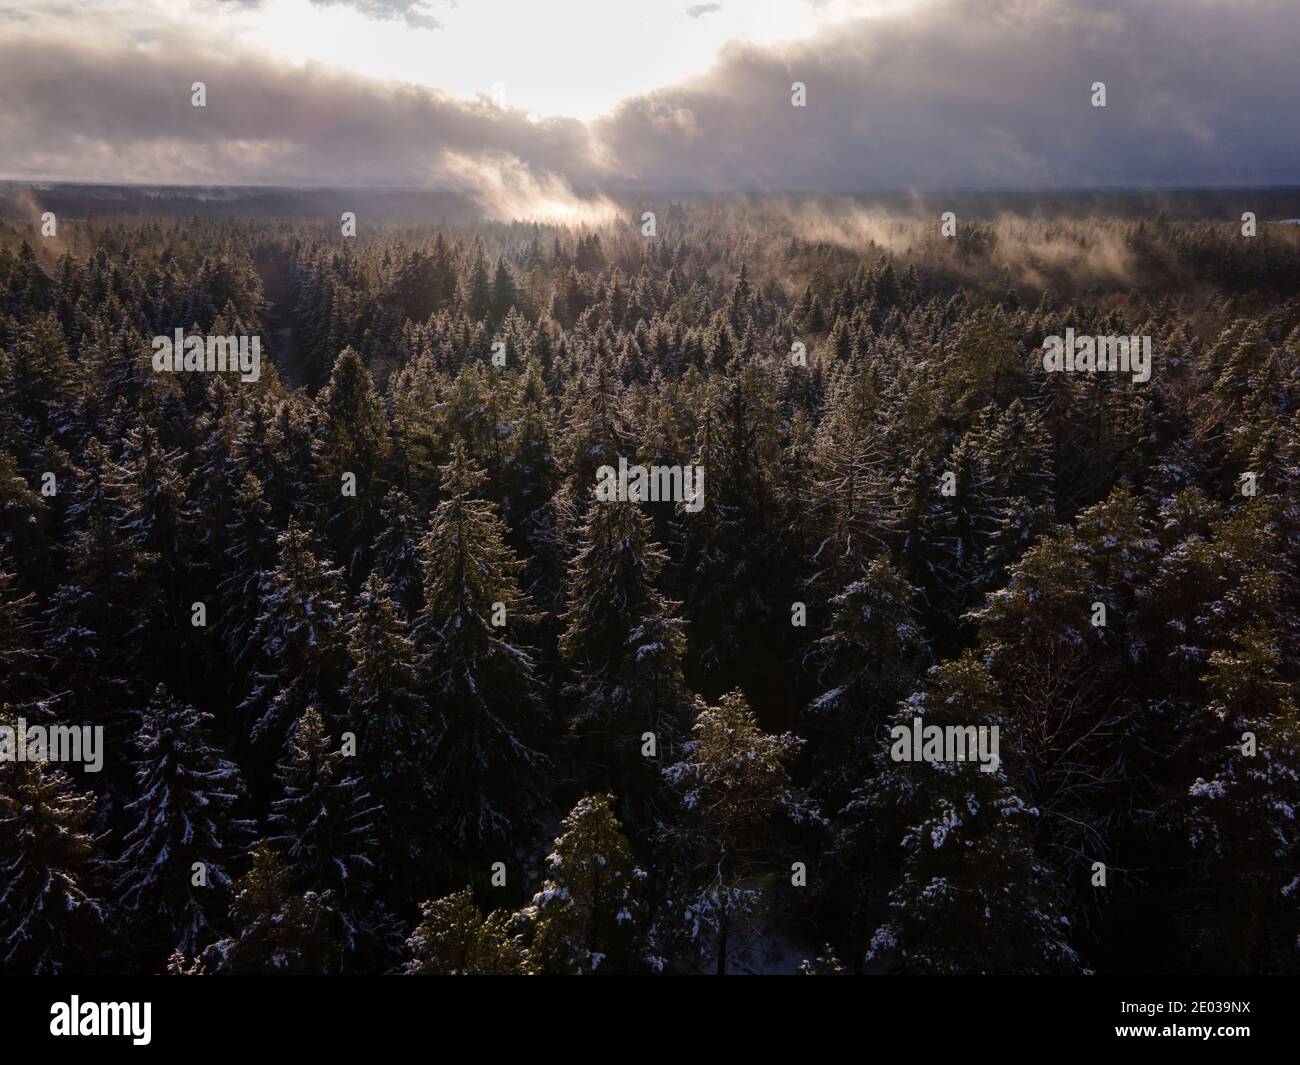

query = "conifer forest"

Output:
[[3, 197, 1297, 976], [1, 0, 1298, 988]]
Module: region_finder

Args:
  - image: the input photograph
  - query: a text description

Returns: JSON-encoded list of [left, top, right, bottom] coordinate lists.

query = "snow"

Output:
[[1188, 778, 1226, 800]]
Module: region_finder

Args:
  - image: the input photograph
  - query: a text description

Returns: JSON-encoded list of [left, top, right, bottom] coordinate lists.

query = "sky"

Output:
[[1, 0, 1298, 215]]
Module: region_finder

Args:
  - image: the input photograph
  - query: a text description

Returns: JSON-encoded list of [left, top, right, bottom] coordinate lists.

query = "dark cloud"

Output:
[[1, 0, 1297, 206], [685, 4, 723, 18], [595, 0, 1300, 192], [0, 28, 601, 196]]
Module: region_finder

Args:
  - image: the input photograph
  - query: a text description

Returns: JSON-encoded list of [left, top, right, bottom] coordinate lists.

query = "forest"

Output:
[[0, 196, 1297, 974]]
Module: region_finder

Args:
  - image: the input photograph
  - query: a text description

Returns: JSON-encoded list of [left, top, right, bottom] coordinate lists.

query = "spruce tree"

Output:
[[237, 520, 349, 749], [413, 441, 550, 856], [267, 707, 401, 970], [659, 691, 816, 974], [45, 439, 149, 740], [344, 573, 436, 889], [404, 888, 525, 975], [110, 424, 197, 693], [856, 654, 1084, 974], [559, 496, 690, 824], [313, 347, 392, 577], [806, 557, 930, 799], [190, 842, 342, 974], [115, 685, 253, 961], [369, 487, 425, 619], [0, 723, 115, 974], [519, 794, 652, 974]]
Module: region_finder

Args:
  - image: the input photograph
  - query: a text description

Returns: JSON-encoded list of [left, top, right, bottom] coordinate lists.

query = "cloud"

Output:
[[308, 0, 445, 31], [685, 4, 723, 17], [0, 25, 604, 209], [1, 0, 1298, 214], [593, 0, 1300, 192]]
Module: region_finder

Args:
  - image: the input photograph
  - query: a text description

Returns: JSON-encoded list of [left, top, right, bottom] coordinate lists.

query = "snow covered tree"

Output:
[[115, 685, 253, 962], [502, 355, 559, 546], [555, 355, 629, 503], [0, 450, 50, 582], [518, 794, 651, 974], [45, 439, 151, 742], [2, 311, 76, 461], [344, 572, 436, 890], [855, 654, 1084, 974], [369, 487, 424, 618], [463, 245, 493, 323], [0, 553, 46, 708], [560, 497, 690, 824], [806, 557, 930, 800], [189, 842, 342, 974], [109, 424, 197, 693], [0, 724, 115, 974], [267, 707, 401, 970], [491, 257, 517, 323], [312, 347, 392, 577], [977, 398, 1056, 580], [676, 362, 788, 690], [659, 691, 817, 974], [1182, 623, 1300, 971], [404, 888, 525, 975], [807, 367, 899, 597], [413, 441, 550, 856], [237, 520, 349, 749], [218, 472, 278, 675]]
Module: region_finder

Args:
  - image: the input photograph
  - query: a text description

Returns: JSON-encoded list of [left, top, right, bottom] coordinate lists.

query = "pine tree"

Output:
[[0, 722, 115, 974], [519, 794, 652, 974], [344, 574, 435, 889], [413, 441, 550, 855], [559, 496, 690, 824], [191, 842, 342, 974], [237, 520, 349, 749], [267, 707, 401, 970], [313, 347, 392, 578], [115, 685, 253, 961], [659, 691, 817, 974], [404, 888, 525, 975], [855, 654, 1084, 974]]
